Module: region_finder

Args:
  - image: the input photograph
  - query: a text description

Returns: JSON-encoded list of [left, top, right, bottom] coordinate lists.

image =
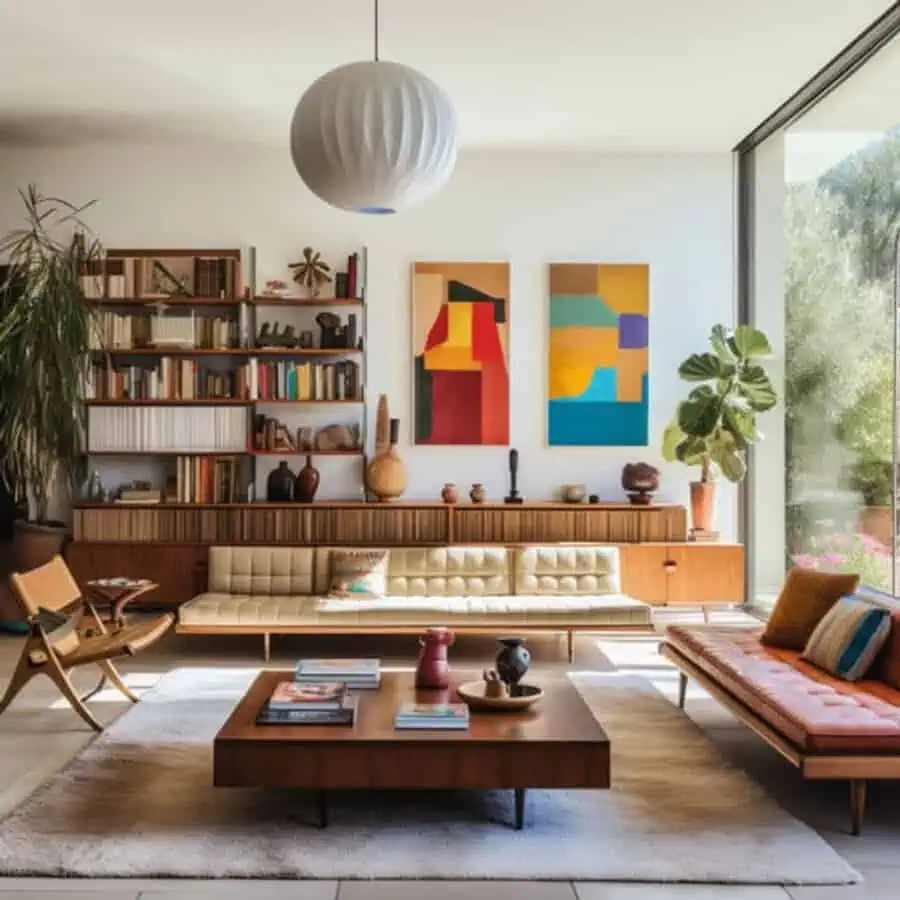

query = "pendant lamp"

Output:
[[290, 0, 457, 214]]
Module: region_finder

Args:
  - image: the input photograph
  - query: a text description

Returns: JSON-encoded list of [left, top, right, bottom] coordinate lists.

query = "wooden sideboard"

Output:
[[66, 501, 744, 610]]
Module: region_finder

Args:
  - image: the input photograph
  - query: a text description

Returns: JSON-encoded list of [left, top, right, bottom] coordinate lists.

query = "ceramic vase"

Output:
[[469, 483, 486, 503], [366, 418, 407, 502], [415, 627, 455, 688], [690, 480, 715, 532], [266, 461, 295, 501], [294, 455, 320, 503], [495, 637, 531, 696], [441, 483, 459, 504]]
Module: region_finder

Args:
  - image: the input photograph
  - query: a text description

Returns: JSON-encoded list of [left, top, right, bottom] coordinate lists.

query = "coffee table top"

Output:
[[215, 670, 608, 746]]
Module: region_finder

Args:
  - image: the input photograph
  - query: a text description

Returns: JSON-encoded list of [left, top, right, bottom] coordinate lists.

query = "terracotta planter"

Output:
[[689, 481, 716, 533]]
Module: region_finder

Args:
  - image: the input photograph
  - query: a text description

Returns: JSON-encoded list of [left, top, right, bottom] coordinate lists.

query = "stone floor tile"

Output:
[[787, 866, 899, 897], [338, 881, 577, 900], [574, 885, 789, 900]]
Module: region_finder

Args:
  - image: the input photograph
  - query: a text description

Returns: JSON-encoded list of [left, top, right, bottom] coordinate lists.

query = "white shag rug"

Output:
[[0, 667, 859, 884]]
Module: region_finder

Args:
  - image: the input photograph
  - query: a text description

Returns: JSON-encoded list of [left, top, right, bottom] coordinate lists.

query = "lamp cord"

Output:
[[374, 0, 380, 61]]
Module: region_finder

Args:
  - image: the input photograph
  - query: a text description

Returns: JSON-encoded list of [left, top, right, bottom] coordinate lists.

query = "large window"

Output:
[[744, 28, 900, 604]]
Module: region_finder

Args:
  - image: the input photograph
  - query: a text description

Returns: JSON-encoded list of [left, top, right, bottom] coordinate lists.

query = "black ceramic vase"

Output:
[[495, 637, 531, 696], [266, 461, 296, 501]]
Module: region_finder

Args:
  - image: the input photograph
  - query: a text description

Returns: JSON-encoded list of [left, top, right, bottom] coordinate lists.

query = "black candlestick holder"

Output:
[[504, 448, 523, 504]]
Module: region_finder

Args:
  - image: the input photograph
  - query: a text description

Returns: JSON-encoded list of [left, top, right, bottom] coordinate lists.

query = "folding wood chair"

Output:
[[0, 554, 174, 731]]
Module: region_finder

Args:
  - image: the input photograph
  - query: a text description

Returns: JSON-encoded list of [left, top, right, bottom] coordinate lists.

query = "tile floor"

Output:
[[0, 608, 897, 899]]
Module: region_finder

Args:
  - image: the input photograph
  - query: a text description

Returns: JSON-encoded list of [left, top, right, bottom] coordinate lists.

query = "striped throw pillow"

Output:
[[802, 595, 892, 681]]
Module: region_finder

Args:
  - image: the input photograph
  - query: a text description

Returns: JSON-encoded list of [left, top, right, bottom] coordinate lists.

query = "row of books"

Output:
[[79, 256, 239, 301], [172, 455, 240, 504], [90, 311, 238, 351], [87, 360, 240, 401], [333, 251, 364, 299], [87, 405, 247, 452], [238, 360, 361, 402]]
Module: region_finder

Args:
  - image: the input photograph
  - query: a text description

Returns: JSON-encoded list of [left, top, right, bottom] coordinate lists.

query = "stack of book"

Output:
[[294, 658, 381, 690], [256, 681, 357, 725], [394, 703, 470, 731]]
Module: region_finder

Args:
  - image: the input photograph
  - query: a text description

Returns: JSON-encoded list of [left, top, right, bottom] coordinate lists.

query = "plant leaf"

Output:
[[722, 403, 757, 449], [738, 365, 777, 411], [679, 352, 729, 381], [709, 324, 733, 362], [661, 419, 684, 463], [711, 442, 747, 483], [677, 386, 721, 438], [675, 436, 708, 466], [730, 325, 772, 359]]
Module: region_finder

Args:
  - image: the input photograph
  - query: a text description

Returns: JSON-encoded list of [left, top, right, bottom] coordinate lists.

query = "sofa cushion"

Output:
[[665, 625, 900, 753], [761, 567, 860, 650], [180, 592, 651, 629], [514, 546, 620, 595], [328, 549, 388, 597], [208, 547, 314, 596], [802, 595, 892, 681], [854, 585, 900, 691]]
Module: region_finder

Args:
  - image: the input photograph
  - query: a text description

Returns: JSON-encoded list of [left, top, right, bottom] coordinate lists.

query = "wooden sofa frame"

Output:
[[661, 642, 900, 835], [176, 622, 648, 664]]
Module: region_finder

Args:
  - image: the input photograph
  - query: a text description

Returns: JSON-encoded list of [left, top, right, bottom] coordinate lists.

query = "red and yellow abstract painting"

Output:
[[413, 262, 510, 445]]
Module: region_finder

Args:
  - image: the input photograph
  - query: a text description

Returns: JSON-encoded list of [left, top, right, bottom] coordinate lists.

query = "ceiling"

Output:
[[0, 0, 892, 151]]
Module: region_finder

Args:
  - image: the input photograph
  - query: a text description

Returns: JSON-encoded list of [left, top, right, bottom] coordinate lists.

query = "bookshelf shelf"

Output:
[[92, 348, 362, 357], [86, 399, 247, 406], [247, 449, 364, 457], [253, 398, 363, 405], [250, 296, 364, 307], [93, 297, 240, 307]]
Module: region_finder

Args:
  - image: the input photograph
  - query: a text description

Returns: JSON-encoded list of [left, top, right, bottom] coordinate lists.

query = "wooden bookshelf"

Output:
[[85, 245, 369, 504]]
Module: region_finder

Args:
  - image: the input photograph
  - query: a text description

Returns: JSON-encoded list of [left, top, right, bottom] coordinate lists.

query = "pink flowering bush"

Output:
[[792, 531, 891, 589]]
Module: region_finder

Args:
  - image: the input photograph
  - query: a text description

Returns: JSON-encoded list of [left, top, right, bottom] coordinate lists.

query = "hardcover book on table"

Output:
[[394, 703, 470, 731], [257, 695, 358, 726], [294, 658, 381, 688], [268, 681, 347, 711]]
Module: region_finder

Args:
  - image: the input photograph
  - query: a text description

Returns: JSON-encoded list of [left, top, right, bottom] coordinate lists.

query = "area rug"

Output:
[[0, 667, 858, 883]]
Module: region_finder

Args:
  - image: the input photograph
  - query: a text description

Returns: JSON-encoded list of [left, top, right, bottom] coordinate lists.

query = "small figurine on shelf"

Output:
[[289, 247, 333, 299], [621, 462, 661, 505], [469, 483, 486, 504], [256, 322, 299, 348], [504, 448, 523, 504], [316, 311, 344, 349]]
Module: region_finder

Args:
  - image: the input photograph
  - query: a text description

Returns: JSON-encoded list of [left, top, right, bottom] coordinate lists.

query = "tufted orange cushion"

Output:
[[666, 625, 900, 752], [761, 567, 859, 651]]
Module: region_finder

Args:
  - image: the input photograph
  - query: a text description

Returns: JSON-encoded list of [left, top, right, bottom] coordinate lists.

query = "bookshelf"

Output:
[[83, 246, 368, 504]]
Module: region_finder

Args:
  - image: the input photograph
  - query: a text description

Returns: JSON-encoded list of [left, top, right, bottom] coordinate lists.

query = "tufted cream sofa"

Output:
[[177, 544, 652, 660]]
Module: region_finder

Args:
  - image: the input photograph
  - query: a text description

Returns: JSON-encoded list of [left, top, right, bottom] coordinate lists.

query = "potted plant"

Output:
[[0, 186, 101, 627], [662, 324, 777, 534]]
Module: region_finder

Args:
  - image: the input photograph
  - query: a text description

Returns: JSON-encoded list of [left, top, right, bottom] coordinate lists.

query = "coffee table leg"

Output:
[[318, 790, 329, 828], [514, 788, 525, 830]]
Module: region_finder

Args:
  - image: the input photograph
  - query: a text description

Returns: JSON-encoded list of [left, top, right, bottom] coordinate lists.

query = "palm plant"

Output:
[[0, 186, 101, 524]]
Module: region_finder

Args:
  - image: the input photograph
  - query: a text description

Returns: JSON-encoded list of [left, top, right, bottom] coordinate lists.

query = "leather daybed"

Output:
[[177, 544, 652, 661], [661, 587, 900, 835]]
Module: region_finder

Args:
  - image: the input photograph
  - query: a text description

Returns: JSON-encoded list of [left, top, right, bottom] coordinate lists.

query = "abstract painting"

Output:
[[548, 263, 649, 446], [413, 262, 509, 445]]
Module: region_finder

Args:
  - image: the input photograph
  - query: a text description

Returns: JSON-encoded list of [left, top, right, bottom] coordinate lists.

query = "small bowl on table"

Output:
[[456, 681, 544, 712]]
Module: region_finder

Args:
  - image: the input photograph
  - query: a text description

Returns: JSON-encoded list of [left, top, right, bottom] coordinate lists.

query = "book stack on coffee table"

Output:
[[256, 681, 357, 725], [394, 702, 470, 731], [294, 658, 381, 690]]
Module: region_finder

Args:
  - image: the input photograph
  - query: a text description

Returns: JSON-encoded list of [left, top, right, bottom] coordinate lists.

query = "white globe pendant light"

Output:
[[290, 0, 457, 214]]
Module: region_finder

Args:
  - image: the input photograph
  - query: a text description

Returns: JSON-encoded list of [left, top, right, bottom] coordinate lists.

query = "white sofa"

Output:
[[177, 544, 652, 660]]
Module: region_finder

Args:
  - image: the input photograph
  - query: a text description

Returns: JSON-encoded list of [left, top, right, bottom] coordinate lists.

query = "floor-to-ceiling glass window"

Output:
[[745, 30, 900, 605]]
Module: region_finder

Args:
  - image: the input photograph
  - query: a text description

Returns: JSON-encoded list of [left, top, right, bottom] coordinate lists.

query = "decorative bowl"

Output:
[[456, 681, 544, 712], [561, 484, 586, 503]]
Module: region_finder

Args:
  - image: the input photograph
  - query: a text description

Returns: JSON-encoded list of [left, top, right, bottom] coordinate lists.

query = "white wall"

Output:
[[0, 142, 736, 535]]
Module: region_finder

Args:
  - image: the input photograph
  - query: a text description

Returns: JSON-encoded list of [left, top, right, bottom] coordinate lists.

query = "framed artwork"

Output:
[[413, 262, 510, 445], [548, 263, 649, 446]]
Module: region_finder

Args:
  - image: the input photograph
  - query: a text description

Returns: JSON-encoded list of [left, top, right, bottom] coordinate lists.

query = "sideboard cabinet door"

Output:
[[664, 544, 745, 606], [616, 544, 670, 606]]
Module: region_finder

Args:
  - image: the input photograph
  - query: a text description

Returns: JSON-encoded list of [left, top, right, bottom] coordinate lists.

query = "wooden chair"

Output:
[[0, 555, 174, 731]]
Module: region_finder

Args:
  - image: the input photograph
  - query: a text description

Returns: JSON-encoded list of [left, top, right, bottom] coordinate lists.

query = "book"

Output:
[[257, 695, 357, 726], [294, 658, 380, 686], [394, 703, 469, 731], [268, 680, 347, 711]]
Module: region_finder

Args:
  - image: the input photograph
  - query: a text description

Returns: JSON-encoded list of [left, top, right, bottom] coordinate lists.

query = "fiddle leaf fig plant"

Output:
[[662, 324, 777, 484]]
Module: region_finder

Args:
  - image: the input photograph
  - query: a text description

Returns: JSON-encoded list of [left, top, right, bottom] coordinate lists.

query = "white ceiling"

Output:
[[0, 0, 892, 151]]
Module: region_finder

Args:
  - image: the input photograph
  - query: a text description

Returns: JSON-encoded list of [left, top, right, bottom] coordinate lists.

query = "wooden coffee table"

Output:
[[214, 670, 610, 829]]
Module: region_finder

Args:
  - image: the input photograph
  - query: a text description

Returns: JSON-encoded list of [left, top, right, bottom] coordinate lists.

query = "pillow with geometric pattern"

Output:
[[328, 550, 388, 598], [802, 595, 892, 681]]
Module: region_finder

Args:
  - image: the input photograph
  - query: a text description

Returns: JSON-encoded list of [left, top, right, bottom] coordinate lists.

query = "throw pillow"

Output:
[[802, 595, 892, 681], [761, 567, 860, 650], [329, 550, 388, 598]]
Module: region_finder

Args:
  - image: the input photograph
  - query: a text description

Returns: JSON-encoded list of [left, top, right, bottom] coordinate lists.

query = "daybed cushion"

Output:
[[666, 625, 900, 753], [180, 592, 651, 628], [208, 546, 314, 596]]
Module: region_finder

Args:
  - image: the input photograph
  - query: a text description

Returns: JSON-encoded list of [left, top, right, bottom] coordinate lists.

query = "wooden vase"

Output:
[[366, 418, 406, 502], [689, 480, 715, 532]]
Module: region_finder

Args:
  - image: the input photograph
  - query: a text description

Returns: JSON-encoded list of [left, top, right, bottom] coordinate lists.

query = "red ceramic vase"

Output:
[[415, 627, 455, 688]]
